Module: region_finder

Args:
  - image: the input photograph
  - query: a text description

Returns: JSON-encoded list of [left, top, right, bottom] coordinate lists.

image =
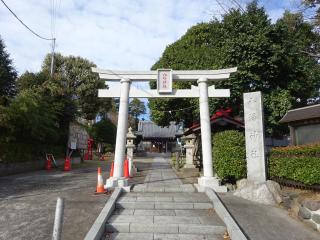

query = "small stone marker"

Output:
[[243, 91, 266, 183]]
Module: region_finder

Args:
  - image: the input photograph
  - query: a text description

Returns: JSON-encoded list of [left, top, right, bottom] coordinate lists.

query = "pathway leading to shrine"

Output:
[[103, 155, 226, 240]]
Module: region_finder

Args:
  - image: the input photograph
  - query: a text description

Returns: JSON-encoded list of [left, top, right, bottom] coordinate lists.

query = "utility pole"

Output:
[[50, 38, 56, 77]]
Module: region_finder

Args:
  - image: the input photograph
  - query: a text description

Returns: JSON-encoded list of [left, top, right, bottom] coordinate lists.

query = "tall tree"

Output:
[[0, 89, 61, 143], [0, 37, 17, 105], [149, 1, 320, 137], [14, 54, 113, 146], [129, 98, 146, 130], [41, 53, 112, 120]]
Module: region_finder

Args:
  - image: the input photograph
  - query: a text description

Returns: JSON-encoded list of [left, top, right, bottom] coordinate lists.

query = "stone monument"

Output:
[[234, 91, 282, 205], [243, 91, 266, 182]]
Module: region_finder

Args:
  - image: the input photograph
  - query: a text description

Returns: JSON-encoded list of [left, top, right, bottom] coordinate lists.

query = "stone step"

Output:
[[103, 233, 222, 240], [121, 192, 208, 198], [132, 184, 195, 193], [153, 233, 222, 240], [117, 194, 210, 203], [105, 223, 226, 235], [108, 215, 224, 225], [113, 209, 219, 217], [115, 201, 213, 210], [103, 232, 153, 240]]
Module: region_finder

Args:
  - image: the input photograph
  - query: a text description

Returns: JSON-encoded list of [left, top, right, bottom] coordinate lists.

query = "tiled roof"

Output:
[[137, 121, 177, 139], [280, 104, 320, 123]]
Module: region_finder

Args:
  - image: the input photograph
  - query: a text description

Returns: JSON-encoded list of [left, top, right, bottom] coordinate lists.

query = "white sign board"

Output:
[[244, 91, 266, 183], [157, 69, 172, 93], [70, 141, 77, 150]]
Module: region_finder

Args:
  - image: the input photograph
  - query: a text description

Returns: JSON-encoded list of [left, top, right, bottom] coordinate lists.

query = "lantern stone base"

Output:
[[105, 177, 128, 189], [183, 163, 196, 169], [195, 176, 227, 193]]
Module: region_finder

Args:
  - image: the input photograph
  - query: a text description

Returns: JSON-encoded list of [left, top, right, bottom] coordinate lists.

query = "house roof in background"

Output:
[[280, 104, 320, 123]]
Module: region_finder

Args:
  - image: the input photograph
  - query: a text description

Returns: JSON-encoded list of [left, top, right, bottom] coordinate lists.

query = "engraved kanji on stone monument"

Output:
[[244, 91, 266, 183]]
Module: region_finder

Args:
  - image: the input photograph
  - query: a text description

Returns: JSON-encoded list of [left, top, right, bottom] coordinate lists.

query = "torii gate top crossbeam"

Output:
[[92, 67, 237, 81]]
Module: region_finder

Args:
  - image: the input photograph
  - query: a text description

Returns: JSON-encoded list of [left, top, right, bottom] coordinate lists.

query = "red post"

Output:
[[64, 157, 71, 171], [110, 162, 114, 177]]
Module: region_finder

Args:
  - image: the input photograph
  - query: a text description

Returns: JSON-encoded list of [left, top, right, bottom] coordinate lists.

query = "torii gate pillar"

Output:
[[196, 77, 227, 192], [105, 78, 131, 188]]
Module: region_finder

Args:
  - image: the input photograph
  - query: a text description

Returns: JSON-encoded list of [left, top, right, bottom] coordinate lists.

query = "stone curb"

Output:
[[205, 188, 249, 240], [84, 188, 122, 240]]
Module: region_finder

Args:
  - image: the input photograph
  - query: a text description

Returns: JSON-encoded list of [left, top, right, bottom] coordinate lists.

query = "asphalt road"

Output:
[[0, 160, 112, 240]]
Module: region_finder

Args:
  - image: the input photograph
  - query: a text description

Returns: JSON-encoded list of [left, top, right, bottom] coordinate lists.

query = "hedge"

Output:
[[269, 144, 320, 185], [0, 142, 65, 163], [212, 130, 246, 181]]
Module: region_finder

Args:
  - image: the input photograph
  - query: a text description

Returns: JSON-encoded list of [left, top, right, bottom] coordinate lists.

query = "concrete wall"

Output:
[[0, 157, 81, 177]]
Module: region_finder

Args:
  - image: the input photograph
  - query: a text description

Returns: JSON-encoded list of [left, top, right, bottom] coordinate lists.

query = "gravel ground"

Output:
[[0, 160, 112, 240]]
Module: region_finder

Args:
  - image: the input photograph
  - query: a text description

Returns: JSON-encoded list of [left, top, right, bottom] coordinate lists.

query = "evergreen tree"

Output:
[[149, 2, 320, 136], [0, 37, 17, 105]]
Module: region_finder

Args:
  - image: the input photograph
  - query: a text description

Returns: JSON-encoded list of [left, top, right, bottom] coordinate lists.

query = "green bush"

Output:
[[212, 130, 246, 180], [0, 142, 64, 163], [269, 144, 320, 185]]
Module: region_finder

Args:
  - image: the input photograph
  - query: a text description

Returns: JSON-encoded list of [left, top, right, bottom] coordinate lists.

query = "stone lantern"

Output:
[[126, 127, 137, 177], [182, 134, 196, 168]]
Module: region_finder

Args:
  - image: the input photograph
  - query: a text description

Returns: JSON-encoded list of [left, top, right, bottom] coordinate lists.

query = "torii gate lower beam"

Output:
[[93, 68, 237, 192]]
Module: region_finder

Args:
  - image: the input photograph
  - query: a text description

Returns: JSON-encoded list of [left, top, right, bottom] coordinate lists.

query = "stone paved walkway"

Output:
[[219, 193, 320, 240], [103, 156, 226, 240]]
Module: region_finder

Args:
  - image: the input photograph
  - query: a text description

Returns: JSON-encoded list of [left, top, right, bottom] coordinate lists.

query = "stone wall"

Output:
[[0, 157, 81, 177], [298, 200, 320, 231], [68, 122, 90, 150]]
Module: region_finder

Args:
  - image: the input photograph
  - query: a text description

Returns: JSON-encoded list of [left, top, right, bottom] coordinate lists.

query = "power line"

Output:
[[0, 0, 54, 41], [215, 0, 229, 14], [229, 0, 245, 12]]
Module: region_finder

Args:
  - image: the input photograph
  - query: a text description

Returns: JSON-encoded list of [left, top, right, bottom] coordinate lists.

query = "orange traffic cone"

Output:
[[45, 156, 52, 170], [95, 167, 106, 194], [64, 157, 71, 171], [123, 159, 129, 178], [109, 162, 114, 177]]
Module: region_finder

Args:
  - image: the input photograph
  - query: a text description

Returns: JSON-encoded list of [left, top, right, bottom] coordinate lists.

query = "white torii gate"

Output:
[[93, 67, 237, 191]]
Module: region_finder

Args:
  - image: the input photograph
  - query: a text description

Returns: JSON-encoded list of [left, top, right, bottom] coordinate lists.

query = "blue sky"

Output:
[[0, 0, 301, 120]]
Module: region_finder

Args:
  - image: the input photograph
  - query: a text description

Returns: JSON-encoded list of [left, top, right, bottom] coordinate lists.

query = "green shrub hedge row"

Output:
[[270, 144, 320, 156], [269, 144, 320, 185], [212, 130, 246, 180], [212, 131, 320, 185], [0, 142, 65, 163]]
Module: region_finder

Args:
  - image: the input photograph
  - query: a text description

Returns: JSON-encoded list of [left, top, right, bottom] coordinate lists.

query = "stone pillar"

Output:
[[105, 78, 131, 188], [182, 134, 196, 169], [243, 91, 266, 183], [126, 127, 137, 177], [196, 78, 227, 192]]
